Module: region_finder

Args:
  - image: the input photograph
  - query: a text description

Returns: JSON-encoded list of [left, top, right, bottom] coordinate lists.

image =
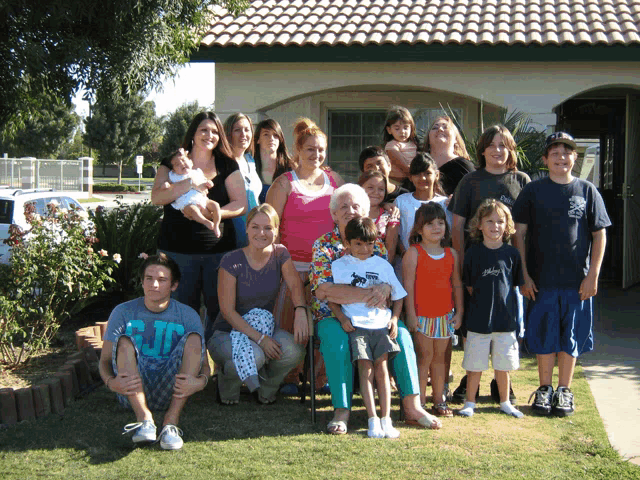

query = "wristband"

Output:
[[257, 334, 265, 345], [197, 374, 209, 388]]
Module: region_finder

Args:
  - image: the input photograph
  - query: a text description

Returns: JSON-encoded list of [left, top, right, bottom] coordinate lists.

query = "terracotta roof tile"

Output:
[[201, 0, 640, 48]]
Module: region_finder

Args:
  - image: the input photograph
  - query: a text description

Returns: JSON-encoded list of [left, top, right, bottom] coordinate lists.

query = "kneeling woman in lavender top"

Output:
[[207, 204, 309, 404]]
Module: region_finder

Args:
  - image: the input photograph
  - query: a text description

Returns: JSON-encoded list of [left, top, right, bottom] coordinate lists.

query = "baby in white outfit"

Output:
[[163, 148, 221, 236]]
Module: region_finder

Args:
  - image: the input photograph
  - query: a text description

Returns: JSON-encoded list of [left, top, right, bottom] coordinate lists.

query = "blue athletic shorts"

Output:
[[112, 332, 205, 411], [524, 288, 593, 357]]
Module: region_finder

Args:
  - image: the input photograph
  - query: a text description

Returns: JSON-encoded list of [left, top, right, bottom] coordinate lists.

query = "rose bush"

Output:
[[0, 202, 118, 365]]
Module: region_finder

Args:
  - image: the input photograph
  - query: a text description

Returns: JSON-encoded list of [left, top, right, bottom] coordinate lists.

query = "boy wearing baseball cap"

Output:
[[512, 132, 611, 416]]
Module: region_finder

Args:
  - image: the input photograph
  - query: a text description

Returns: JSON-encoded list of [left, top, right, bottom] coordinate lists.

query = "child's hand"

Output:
[[579, 271, 599, 301], [451, 312, 462, 330], [519, 273, 538, 301], [339, 317, 355, 333], [405, 314, 418, 333], [388, 317, 398, 339]]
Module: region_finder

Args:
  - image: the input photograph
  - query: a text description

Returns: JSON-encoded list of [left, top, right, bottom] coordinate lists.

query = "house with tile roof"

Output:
[[193, 0, 640, 288]]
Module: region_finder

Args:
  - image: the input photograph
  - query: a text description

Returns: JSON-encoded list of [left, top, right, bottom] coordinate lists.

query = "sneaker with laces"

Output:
[[490, 379, 517, 404], [452, 375, 479, 404], [123, 420, 157, 444], [159, 424, 184, 450], [551, 386, 574, 416], [529, 385, 553, 415]]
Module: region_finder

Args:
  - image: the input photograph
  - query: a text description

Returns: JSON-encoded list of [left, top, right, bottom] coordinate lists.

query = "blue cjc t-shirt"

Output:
[[512, 177, 611, 290], [104, 297, 203, 360]]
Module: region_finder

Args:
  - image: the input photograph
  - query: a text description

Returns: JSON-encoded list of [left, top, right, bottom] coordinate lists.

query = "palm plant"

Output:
[[431, 103, 548, 175]]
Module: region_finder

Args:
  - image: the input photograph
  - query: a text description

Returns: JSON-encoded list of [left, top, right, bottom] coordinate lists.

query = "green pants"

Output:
[[317, 317, 420, 409]]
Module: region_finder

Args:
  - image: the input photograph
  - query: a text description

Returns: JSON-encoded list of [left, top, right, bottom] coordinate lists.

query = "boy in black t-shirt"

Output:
[[459, 199, 524, 419], [513, 132, 611, 417]]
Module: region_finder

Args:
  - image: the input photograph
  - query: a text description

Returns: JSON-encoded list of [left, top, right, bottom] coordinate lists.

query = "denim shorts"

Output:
[[524, 288, 593, 357]]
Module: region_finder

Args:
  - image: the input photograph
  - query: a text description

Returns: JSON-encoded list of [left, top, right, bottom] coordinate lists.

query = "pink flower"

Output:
[[98, 249, 108, 257], [138, 252, 149, 260], [87, 247, 94, 254]]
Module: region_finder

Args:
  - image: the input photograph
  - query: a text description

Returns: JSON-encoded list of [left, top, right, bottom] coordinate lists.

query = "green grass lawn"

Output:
[[1, 353, 638, 480]]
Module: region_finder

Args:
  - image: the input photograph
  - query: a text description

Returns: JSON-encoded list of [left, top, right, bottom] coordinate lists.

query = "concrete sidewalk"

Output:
[[581, 284, 640, 465]]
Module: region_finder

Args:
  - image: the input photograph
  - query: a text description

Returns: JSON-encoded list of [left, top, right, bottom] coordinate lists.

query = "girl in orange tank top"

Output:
[[402, 203, 464, 416]]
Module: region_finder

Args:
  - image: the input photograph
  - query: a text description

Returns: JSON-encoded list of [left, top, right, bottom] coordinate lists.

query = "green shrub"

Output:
[[0, 204, 118, 365], [91, 201, 163, 295], [93, 183, 146, 192]]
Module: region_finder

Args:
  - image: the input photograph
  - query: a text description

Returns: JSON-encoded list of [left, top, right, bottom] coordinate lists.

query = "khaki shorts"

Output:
[[462, 331, 519, 372], [349, 327, 400, 363]]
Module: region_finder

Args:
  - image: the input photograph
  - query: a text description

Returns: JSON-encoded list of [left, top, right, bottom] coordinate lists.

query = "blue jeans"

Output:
[[160, 250, 225, 339]]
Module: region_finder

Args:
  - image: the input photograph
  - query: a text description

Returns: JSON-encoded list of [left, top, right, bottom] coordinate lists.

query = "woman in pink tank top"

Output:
[[266, 118, 344, 269], [266, 117, 344, 393]]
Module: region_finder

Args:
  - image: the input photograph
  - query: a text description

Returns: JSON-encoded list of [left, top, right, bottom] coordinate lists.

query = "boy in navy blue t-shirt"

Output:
[[513, 132, 611, 416], [459, 199, 524, 419]]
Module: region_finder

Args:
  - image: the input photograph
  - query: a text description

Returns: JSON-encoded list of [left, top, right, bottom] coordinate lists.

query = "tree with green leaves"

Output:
[[1, 0, 247, 130], [84, 95, 161, 184], [0, 97, 80, 159], [158, 101, 204, 159]]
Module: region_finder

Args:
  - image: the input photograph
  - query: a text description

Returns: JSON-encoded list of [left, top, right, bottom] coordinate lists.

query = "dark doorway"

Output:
[[556, 97, 626, 285]]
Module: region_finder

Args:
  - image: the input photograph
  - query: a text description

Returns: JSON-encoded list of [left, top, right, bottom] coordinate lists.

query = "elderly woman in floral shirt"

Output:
[[310, 184, 441, 435]]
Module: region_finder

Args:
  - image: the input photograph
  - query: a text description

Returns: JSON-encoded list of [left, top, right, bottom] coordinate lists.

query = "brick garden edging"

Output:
[[0, 321, 107, 426]]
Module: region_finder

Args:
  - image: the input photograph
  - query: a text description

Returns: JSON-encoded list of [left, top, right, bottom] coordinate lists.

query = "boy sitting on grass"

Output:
[[99, 253, 209, 450], [329, 216, 407, 438]]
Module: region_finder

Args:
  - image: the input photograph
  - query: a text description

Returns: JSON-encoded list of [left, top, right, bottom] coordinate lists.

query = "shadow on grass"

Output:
[[0, 385, 412, 465]]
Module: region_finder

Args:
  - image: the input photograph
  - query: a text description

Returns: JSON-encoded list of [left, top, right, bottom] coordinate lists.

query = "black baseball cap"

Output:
[[545, 131, 577, 151]]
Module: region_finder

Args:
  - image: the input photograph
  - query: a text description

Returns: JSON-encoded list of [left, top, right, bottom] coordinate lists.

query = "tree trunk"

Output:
[[117, 162, 122, 185]]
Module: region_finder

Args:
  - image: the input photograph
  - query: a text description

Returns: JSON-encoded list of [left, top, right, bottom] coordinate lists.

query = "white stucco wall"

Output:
[[215, 61, 640, 138]]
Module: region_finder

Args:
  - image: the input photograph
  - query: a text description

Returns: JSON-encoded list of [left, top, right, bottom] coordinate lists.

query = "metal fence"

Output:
[[0, 157, 85, 191]]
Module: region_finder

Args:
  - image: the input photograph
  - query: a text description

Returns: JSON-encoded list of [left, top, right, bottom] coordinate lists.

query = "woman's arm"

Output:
[[315, 282, 391, 308], [265, 174, 291, 242], [221, 170, 248, 219], [151, 165, 211, 206], [328, 169, 345, 188], [401, 246, 419, 332], [280, 258, 309, 344], [218, 268, 282, 359]]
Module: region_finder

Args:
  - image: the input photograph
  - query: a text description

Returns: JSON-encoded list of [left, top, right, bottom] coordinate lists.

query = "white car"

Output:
[[0, 188, 85, 264]]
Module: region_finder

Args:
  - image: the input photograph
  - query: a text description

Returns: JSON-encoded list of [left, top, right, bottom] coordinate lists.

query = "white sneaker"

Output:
[[367, 417, 385, 438], [159, 424, 184, 450], [123, 420, 156, 443], [380, 416, 400, 438]]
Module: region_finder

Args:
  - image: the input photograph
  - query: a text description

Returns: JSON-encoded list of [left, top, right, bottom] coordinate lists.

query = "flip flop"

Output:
[[326, 420, 347, 435], [405, 415, 442, 430], [433, 403, 454, 417]]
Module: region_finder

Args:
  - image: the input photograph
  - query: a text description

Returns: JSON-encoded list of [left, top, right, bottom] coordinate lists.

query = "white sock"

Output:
[[459, 401, 476, 417], [367, 416, 384, 438], [380, 416, 400, 439], [500, 400, 524, 418]]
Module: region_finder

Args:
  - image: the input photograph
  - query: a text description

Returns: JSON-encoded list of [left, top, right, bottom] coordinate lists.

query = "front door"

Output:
[[622, 93, 640, 288]]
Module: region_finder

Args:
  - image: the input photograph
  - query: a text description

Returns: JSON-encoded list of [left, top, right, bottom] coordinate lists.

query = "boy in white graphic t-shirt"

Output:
[[328, 216, 407, 439]]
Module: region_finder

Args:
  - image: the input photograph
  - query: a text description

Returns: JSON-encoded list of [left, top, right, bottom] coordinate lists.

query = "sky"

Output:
[[74, 63, 216, 118]]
